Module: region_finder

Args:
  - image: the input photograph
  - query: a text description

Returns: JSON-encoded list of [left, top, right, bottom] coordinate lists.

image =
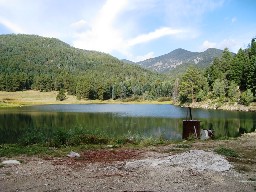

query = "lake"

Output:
[[0, 104, 255, 144]]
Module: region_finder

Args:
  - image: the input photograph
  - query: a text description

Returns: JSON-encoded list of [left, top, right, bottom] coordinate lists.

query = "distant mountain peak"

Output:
[[137, 48, 223, 73]]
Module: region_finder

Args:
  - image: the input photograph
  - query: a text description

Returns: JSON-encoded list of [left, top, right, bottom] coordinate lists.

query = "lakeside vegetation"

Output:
[[0, 126, 171, 157]]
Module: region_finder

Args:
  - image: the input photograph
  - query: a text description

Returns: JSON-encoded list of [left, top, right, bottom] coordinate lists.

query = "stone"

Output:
[[2, 160, 21, 165], [67, 151, 80, 158]]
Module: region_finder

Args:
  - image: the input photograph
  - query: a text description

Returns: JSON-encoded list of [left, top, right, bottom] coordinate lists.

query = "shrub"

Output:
[[56, 89, 66, 101], [157, 97, 171, 102], [240, 89, 254, 106]]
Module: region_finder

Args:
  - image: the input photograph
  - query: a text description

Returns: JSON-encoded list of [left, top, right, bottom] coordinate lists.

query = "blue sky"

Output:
[[0, 0, 255, 62]]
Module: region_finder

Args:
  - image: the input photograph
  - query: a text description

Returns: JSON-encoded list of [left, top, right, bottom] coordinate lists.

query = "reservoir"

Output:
[[0, 104, 255, 144]]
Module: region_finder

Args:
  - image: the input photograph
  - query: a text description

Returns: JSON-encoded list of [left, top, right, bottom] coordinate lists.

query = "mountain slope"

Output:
[[0, 34, 125, 73], [0, 34, 168, 100], [0, 34, 160, 77], [137, 48, 224, 73]]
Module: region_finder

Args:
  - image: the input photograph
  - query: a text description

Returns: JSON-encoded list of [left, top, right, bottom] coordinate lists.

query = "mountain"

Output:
[[137, 48, 224, 73], [0, 34, 168, 100], [0, 34, 158, 78], [121, 59, 136, 64]]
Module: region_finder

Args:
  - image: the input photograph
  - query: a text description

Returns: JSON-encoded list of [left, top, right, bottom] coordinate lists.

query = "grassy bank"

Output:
[[0, 123, 172, 157], [1, 91, 255, 112], [0, 136, 171, 157], [0, 91, 172, 108]]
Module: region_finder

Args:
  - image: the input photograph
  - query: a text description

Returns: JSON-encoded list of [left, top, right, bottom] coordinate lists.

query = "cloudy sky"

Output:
[[0, 0, 255, 62]]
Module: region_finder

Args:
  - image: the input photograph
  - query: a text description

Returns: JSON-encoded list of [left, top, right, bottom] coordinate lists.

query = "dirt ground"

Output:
[[1, 132, 256, 192]]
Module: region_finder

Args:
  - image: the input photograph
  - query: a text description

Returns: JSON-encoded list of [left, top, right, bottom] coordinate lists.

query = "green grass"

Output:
[[0, 101, 20, 108], [0, 126, 173, 157], [0, 143, 106, 157], [214, 147, 239, 158]]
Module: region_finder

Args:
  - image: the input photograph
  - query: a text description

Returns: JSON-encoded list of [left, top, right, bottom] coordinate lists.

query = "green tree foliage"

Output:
[[240, 89, 254, 106], [221, 48, 233, 80], [0, 34, 173, 101], [178, 67, 208, 103], [2, 34, 256, 106], [206, 48, 233, 88], [246, 43, 256, 94], [205, 38, 256, 105], [230, 49, 248, 87], [56, 89, 66, 101], [206, 57, 223, 88], [227, 81, 240, 102], [212, 79, 226, 99]]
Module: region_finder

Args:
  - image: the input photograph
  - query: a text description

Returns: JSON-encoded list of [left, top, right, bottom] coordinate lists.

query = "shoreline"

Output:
[[0, 90, 255, 112], [179, 99, 256, 112], [1, 132, 256, 191], [0, 90, 172, 108]]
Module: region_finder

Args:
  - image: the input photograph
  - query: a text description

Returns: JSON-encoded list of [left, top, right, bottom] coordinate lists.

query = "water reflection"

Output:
[[0, 104, 255, 144]]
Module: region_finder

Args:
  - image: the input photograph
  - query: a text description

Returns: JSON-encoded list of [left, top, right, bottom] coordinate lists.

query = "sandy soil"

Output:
[[1, 132, 256, 192]]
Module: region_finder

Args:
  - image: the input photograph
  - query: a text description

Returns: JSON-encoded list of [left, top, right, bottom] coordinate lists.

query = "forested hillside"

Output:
[[0, 34, 172, 100], [1, 34, 255, 106], [176, 38, 256, 106]]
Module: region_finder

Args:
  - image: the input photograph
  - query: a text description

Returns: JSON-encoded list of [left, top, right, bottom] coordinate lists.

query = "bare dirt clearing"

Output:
[[1, 132, 256, 192]]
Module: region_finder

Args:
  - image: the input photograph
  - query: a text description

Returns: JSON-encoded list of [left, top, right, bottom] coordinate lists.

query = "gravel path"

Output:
[[1, 133, 256, 191]]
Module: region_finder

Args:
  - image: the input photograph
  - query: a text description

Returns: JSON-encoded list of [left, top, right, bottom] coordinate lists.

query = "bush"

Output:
[[56, 89, 66, 101], [157, 97, 171, 102], [239, 89, 254, 106], [122, 96, 141, 102], [196, 90, 206, 102]]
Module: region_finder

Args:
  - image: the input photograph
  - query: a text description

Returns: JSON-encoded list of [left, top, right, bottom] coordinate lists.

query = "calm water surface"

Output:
[[0, 104, 255, 143]]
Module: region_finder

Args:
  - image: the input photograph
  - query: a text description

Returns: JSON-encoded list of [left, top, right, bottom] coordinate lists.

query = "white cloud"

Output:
[[127, 27, 183, 46], [126, 51, 155, 62], [72, 0, 184, 56], [71, 19, 88, 29], [72, 0, 128, 53], [0, 17, 25, 33], [202, 40, 217, 50], [2, 0, 245, 61], [201, 39, 240, 52]]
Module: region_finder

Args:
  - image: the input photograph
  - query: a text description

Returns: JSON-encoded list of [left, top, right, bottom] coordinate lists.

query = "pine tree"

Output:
[[179, 67, 208, 103], [56, 89, 66, 101]]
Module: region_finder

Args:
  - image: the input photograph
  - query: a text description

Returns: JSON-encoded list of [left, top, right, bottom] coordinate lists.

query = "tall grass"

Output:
[[16, 126, 169, 148], [18, 126, 110, 147], [0, 126, 171, 156]]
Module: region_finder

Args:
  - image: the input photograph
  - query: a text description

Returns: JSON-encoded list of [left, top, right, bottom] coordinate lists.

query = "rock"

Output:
[[67, 151, 80, 158], [201, 129, 210, 140], [2, 160, 21, 165], [168, 150, 232, 172], [125, 150, 232, 172]]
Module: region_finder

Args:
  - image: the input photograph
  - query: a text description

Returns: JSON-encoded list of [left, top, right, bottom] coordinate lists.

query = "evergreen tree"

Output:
[[56, 89, 66, 101], [240, 89, 254, 106], [227, 81, 240, 102], [206, 57, 224, 88], [230, 49, 247, 86], [212, 79, 226, 99], [179, 67, 208, 103]]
